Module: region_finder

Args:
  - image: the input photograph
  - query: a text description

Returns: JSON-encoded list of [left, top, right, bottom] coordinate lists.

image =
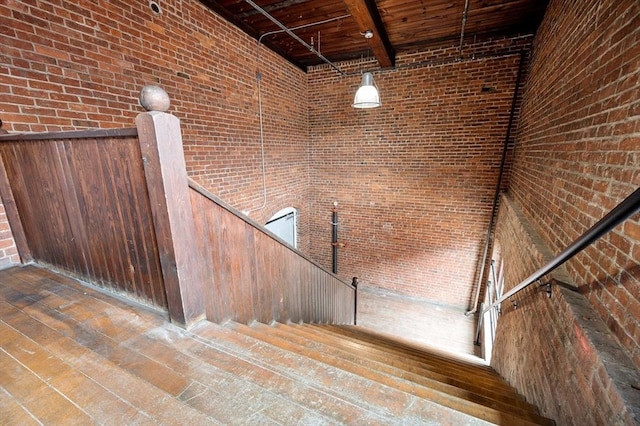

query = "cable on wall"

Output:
[[244, 12, 352, 216], [244, 39, 269, 216], [466, 50, 527, 317]]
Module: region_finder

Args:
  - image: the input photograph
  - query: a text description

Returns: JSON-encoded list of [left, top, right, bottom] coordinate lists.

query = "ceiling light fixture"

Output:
[[352, 72, 381, 108]]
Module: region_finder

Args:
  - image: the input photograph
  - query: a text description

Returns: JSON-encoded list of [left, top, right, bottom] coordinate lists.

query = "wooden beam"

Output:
[[136, 111, 206, 328], [197, 0, 308, 71], [342, 0, 395, 68]]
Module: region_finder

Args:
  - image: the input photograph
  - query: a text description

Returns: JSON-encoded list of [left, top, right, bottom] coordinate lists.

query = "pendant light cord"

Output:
[[255, 68, 268, 212], [245, 40, 268, 215]]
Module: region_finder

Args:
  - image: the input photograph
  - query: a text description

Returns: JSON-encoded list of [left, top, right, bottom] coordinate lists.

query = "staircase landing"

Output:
[[0, 265, 553, 425], [357, 285, 480, 357]]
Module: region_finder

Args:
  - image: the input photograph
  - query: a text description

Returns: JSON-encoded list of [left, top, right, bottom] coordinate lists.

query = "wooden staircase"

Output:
[[1, 265, 555, 425]]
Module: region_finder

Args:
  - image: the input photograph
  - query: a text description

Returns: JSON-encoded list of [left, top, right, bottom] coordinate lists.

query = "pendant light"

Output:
[[352, 72, 381, 108]]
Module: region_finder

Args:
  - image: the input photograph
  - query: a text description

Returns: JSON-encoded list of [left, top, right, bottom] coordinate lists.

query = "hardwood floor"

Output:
[[357, 286, 481, 358], [0, 264, 554, 425]]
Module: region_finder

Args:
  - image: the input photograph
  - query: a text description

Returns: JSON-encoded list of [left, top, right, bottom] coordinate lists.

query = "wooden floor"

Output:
[[357, 286, 481, 358], [1, 264, 555, 425]]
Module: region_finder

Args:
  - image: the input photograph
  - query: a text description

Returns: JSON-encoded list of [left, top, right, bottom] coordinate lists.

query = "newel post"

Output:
[[135, 85, 205, 328]]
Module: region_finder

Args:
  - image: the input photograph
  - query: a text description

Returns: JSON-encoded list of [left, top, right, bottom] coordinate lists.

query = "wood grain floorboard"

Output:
[[357, 285, 480, 357], [0, 265, 552, 425]]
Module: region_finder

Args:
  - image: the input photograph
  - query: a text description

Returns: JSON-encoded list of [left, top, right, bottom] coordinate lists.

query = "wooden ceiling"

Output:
[[199, 0, 549, 70]]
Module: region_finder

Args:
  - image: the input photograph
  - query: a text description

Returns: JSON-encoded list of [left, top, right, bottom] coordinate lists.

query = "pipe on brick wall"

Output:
[[466, 50, 526, 317], [332, 203, 338, 274], [458, 0, 470, 58], [243, 69, 268, 216]]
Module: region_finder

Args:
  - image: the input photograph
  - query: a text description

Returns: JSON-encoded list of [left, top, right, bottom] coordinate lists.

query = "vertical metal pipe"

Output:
[[352, 277, 358, 325], [458, 0, 470, 58], [466, 50, 526, 316], [332, 206, 338, 274]]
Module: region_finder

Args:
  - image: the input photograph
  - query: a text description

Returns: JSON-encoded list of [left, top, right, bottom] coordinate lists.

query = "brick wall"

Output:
[[506, 0, 640, 367], [1, 0, 311, 252], [307, 38, 530, 306], [0, 198, 19, 269], [490, 195, 638, 425]]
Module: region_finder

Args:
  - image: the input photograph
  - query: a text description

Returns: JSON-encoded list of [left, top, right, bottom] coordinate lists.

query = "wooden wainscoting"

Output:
[[0, 111, 356, 328], [189, 181, 356, 325], [0, 129, 167, 310]]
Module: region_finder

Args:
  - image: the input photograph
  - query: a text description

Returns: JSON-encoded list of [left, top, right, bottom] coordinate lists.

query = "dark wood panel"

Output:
[[199, 0, 547, 67], [0, 135, 167, 310], [254, 232, 273, 323], [189, 183, 355, 325], [136, 112, 206, 326], [3, 142, 79, 270], [190, 193, 227, 322]]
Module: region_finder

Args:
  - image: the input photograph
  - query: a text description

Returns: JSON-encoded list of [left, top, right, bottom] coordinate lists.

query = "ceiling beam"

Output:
[[198, 0, 308, 71], [342, 0, 395, 68]]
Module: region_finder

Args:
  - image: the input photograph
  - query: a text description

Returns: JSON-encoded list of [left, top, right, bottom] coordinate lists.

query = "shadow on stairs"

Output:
[[0, 265, 554, 425]]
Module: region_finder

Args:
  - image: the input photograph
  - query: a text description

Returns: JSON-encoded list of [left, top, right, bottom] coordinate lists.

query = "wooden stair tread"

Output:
[[0, 265, 555, 425], [227, 321, 554, 425], [305, 323, 515, 392], [192, 320, 492, 424], [319, 324, 501, 377], [274, 322, 539, 412], [1, 267, 370, 424], [330, 324, 493, 370], [125, 325, 353, 424]]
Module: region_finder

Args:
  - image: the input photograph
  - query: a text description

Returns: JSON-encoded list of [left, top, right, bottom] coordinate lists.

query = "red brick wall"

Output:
[[0, 199, 19, 269], [506, 0, 640, 366], [307, 38, 530, 306], [1, 0, 311, 252], [491, 195, 637, 425]]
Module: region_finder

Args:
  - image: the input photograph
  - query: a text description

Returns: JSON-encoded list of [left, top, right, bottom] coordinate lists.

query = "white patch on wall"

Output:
[[265, 207, 297, 248]]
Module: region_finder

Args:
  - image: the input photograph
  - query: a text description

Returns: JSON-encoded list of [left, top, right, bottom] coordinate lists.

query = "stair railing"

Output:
[[475, 260, 504, 344], [187, 178, 358, 325], [481, 186, 640, 320]]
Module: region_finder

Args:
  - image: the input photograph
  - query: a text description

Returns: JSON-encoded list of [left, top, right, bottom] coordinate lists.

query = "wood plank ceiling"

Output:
[[198, 0, 549, 70]]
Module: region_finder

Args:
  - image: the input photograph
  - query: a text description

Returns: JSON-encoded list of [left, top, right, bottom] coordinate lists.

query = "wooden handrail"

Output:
[[188, 178, 355, 291], [0, 127, 137, 141]]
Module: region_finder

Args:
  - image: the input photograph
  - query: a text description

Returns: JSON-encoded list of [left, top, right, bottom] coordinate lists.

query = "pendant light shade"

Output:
[[352, 72, 381, 108]]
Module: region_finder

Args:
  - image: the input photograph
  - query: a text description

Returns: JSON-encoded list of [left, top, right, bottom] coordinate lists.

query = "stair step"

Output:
[[228, 321, 554, 425], [2, 269, 367, 424], [274, 322, 540, 414], [193, 320, 493, 424], [126, 325, 346, 424], [320, 324, 502, 379], [1, 266, 556, 425], [305, 323, 516, 394]]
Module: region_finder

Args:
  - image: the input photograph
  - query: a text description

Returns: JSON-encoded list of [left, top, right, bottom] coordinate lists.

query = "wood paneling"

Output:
[[189, 181, 355, 325], [136, 112, 205, 327], [199, 0, 548, 68], [0, 129, 167, 310], [0, 120, 354, 326]]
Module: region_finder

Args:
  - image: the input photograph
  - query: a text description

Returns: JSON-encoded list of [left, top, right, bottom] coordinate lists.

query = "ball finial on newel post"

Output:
[[139, 85, 170, 112]]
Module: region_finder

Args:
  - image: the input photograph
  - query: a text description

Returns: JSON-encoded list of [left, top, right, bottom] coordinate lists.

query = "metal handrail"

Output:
[[482, 186, 640, 316]]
